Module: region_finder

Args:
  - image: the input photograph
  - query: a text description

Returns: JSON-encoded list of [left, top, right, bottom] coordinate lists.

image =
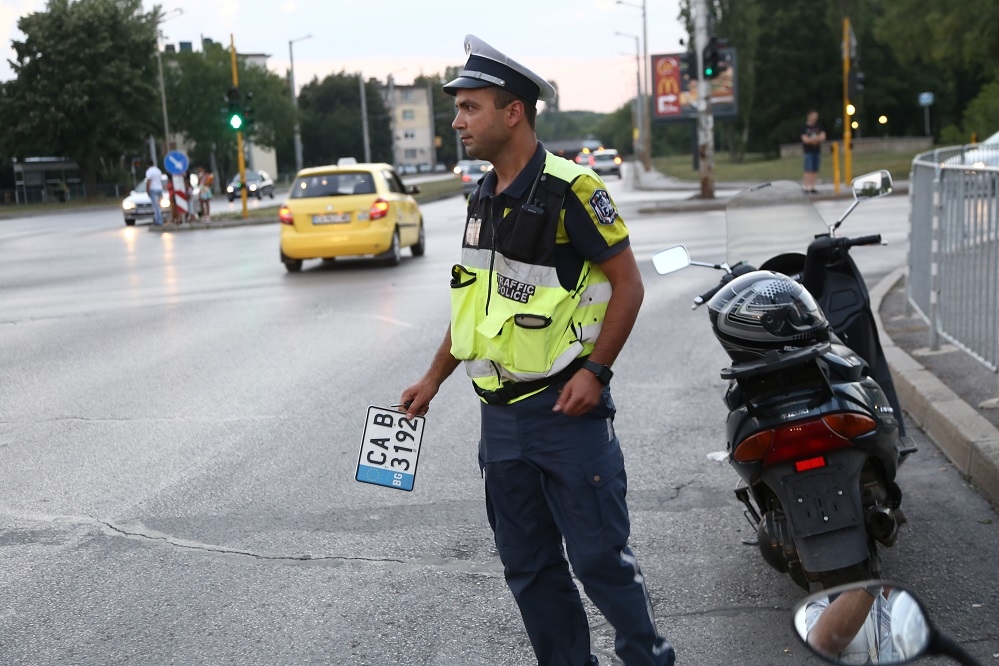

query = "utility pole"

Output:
[[616, 0, 651, 171], [359, 73, 372, 163], [387, 75, 397, 167], [695, 0, 715, 199], [842, 17, 854, 185]]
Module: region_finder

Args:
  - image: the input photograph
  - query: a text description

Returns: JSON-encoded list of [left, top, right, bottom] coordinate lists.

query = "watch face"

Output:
[[584, 360, 612, 385]]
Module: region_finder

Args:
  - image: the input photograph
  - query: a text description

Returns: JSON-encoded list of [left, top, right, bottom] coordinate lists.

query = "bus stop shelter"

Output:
[[12, 157, 83, 204]]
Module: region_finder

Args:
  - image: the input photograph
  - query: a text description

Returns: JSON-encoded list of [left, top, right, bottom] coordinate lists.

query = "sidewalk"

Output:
[[875, 270, 999, 508]]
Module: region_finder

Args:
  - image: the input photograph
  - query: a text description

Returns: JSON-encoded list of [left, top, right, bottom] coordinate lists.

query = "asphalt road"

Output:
[[1, 169, 997, 665]]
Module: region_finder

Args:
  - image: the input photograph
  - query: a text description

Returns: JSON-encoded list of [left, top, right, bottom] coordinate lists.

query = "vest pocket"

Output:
[[478, 303, 576, 376], [449, 264, 479, 360]]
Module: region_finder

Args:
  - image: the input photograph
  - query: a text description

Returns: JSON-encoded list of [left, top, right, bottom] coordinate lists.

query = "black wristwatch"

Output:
[[582, 360, 613, 385]]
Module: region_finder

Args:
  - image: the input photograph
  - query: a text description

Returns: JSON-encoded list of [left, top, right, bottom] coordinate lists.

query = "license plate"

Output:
[[783, 466, 861, 537], [356, 405, 426, 491], [313, 213, 351, 224]]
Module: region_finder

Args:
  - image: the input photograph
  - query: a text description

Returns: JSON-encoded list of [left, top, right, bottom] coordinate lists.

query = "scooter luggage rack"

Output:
[[719, 342, 830, 381], [721, 343, 835, 419]]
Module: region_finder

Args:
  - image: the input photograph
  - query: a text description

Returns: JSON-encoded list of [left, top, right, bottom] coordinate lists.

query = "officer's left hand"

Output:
[[552, 371, 602, 416]]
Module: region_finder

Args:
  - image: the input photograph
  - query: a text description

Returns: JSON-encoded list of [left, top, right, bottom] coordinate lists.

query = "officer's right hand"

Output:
[[398, 380, 438, 421]]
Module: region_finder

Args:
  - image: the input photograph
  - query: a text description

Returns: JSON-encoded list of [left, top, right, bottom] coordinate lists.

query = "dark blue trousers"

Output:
[[478, 385, 675, 666]]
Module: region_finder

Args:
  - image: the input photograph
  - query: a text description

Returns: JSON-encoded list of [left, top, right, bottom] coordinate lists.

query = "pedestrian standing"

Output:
[[197, 167, 214, 220], [398, 34, 675, 666], [801, 110, 827, 194], [144, 160, 164, 226]]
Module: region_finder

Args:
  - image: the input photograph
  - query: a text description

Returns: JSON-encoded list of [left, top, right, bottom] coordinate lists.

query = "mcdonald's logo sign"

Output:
[[654, 56, 683, 117]]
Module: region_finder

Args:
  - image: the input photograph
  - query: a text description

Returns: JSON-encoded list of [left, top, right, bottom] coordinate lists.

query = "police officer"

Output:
[[399, 35, 675, 666]]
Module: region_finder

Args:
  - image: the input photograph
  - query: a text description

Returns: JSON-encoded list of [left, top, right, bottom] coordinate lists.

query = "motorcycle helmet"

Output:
[[707, 270, 829, 363]]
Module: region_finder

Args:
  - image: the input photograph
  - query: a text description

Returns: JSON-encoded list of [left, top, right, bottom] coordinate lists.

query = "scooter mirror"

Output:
[[652, 246, 691, 275], [852, 170, 893, 200], [790, 580, 992, 665]]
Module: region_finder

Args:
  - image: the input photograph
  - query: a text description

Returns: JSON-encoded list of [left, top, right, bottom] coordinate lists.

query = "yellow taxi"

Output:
[[278, 161, 425, 272]]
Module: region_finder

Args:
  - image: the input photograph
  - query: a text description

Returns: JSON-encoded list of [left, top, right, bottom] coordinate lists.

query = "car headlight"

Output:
[[122, 200, 136, 211], [249, 184, 257, 191], [160, 195, 171, 208], [227, 186, 234, 193]]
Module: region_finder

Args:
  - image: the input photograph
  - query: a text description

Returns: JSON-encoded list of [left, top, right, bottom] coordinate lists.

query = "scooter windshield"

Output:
[[725, 180, 830, 270]]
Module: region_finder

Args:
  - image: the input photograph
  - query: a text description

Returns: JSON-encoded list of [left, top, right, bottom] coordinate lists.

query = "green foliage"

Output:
[[748, 0, 841, 153], [296, 72, 392, 168], [537, 111, 606, 144], [873, 0, 997, 136], [0, 0, 160, 187], [593, 105, 636, 156], [945, 81, 999, 143]]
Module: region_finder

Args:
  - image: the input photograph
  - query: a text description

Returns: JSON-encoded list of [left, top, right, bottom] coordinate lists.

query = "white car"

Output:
[[943, 130, 999, 168], [226, 170, 275, 200], [121, 176, 169, 226]]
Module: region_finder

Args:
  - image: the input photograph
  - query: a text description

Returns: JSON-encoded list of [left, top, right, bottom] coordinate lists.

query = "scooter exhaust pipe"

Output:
[[865, 505, 903, 546]]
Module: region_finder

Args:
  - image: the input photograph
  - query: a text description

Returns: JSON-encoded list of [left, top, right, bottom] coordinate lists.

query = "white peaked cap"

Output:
[[443, 34, 557, 105]]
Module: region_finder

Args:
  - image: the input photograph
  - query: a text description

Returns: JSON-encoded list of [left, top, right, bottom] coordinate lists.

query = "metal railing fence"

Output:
[[910, 146, 999, 372]]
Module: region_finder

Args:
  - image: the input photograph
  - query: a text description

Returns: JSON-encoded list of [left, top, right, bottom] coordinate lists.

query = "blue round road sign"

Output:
[[164, 150, 189, 175]]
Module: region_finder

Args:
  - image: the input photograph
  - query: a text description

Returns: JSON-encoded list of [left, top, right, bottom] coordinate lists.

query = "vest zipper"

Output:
[[485, 197, 496, 316]]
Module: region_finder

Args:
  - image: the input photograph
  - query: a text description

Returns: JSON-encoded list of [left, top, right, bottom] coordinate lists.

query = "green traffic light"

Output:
[[229, 114, 243, 130], [705, 67, 714, 76]]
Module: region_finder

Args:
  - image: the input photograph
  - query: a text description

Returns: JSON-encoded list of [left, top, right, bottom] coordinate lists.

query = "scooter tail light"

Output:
[[733, 430, 774, 463], [822, 413, 878, 438], [763, 417, 853, 467], [732, 413, 876, 466]]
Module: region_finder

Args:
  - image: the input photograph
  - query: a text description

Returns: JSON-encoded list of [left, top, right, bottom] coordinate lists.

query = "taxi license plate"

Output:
[[356, 405, 426, 491], [313, 213, 351, 224]]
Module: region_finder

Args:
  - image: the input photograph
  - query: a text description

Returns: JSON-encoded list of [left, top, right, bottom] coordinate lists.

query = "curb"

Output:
[[148, 216, 277, 232], [872, 267, 999, 508], [632, 181, 910, 215]]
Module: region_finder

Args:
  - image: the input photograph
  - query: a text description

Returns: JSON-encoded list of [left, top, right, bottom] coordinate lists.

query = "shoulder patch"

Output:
[[588, 189, 618, 225]]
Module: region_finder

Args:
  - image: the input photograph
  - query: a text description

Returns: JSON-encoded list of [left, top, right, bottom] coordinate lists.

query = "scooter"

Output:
[[792, 580, 983, 665], [653, 171, 916, 591]]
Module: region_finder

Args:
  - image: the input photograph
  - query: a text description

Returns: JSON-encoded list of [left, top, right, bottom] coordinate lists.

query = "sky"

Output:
[[0, 0, 686, 114]]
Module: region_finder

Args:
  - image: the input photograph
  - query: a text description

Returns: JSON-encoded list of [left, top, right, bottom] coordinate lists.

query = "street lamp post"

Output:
[[289, 34, 313, 172], [615, 32, 642, 162], [153, 8, 183, 164], [617, 0, 650, 171]]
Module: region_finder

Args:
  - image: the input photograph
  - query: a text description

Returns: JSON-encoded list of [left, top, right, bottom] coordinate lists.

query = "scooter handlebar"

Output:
[[693, 284, 724, 308], [691, 263, 757, 309], [846, 234, 883, 248]]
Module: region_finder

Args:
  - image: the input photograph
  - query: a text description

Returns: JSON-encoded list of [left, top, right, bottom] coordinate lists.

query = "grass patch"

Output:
[[411, 178, 463, 202], [654, 149, 922, 184]]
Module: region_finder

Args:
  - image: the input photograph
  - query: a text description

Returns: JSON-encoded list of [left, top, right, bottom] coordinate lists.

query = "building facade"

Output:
[[382, 80, 438, 171]]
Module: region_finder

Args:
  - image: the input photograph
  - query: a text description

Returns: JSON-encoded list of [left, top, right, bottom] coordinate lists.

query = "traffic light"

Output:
[[243, 92, 255, 136], [702, 39, 719, 79], [848, 70, 865, 98], [226, 87, 244, 132], [702, 37, 727, 79]]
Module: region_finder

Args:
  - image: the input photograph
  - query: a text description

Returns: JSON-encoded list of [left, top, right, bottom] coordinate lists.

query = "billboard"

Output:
[[651, 48, 738, 122]]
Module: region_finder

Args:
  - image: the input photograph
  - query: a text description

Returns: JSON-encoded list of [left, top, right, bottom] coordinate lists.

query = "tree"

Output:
[[873, 0, 998, 138], [296, 72, 391, 168], [0, 0, 160, 193]]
